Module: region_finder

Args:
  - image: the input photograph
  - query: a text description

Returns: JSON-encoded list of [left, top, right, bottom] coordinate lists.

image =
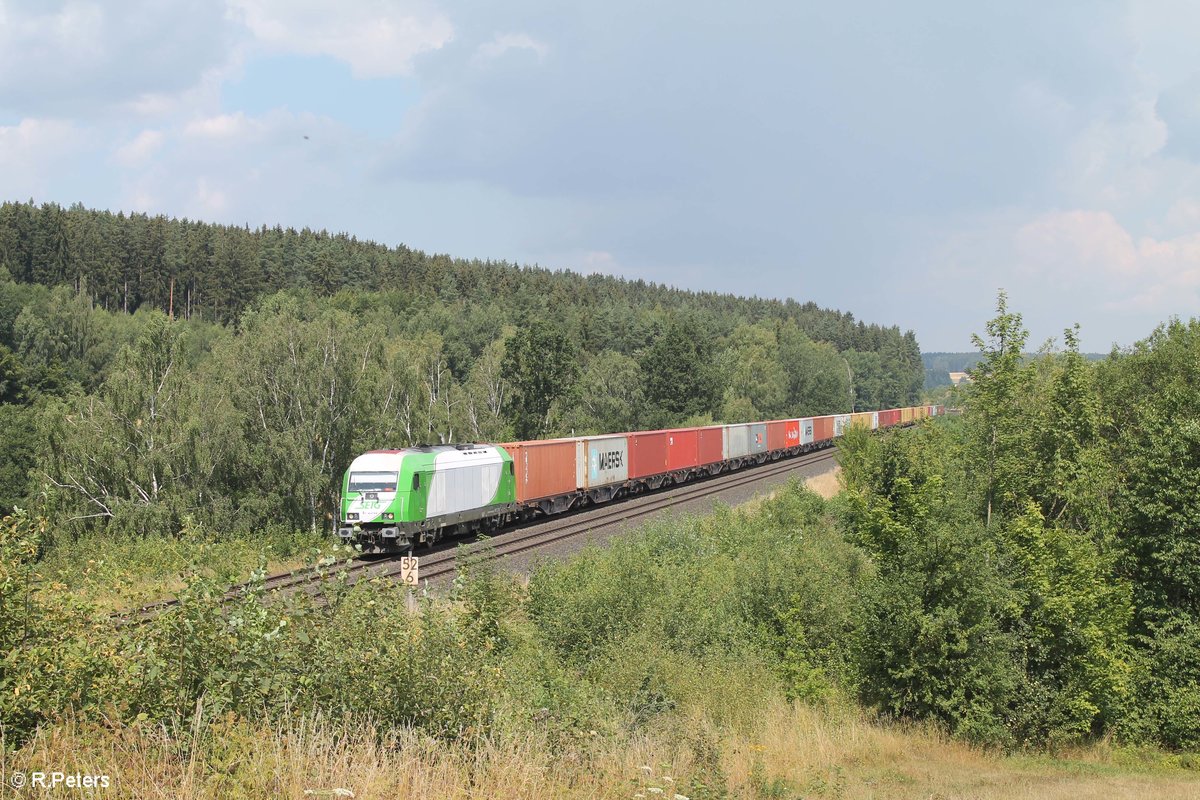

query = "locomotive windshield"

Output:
[[348, 471, 399, 492]]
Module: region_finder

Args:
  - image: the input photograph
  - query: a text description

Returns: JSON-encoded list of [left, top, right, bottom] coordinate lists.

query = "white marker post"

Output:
[[400, 556, 419, 613], [399, 556, 419, 586]]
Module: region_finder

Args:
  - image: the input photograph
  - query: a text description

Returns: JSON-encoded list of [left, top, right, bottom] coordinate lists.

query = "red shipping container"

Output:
[[766, 421, 787, 452], [784, 420, 800, 447], [812, 416, 834, 443], [877, 409, 900, 428], [664, 428, 700, 472], [697, 426, 724, 465], [500, 438, 578, 502], [627, 430, 669, 479]]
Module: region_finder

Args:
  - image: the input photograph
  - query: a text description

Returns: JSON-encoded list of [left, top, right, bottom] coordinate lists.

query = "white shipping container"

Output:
[[798, 418, 814, 445], [723, 424, 751, 459], [577, 436, 629, 488]]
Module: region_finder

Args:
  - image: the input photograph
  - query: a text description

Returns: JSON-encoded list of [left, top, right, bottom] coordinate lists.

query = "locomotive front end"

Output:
[[338, 450, 412, 552]]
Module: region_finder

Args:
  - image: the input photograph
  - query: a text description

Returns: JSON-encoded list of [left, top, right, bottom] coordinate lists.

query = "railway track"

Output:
[[121, 445, 838, 624]]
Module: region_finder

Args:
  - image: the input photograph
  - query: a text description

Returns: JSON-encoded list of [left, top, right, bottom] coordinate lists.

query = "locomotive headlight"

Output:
[[346, 512, 359, 520], [382, 512, 394, 520]]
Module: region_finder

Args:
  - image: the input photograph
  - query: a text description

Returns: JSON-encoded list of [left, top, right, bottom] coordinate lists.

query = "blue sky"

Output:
[[2, 0, 1199, 351]]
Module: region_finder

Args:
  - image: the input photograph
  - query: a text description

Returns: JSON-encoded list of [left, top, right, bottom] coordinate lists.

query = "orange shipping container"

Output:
[[851, 412, 874, 429], [500, 438, 578, 503], [767, 421, 787, 451], [813, 416, 834, 443]]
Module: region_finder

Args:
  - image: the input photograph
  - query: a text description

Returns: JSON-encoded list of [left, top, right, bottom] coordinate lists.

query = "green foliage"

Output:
[[776, 322, 854, 415], [0, 509, 112, 742], [965, 290, 1033, 527], [0, 343, 30, 403], [41, 312, 202, 534], [719, 323, 789, 420], [1094, 318, 1200, 748], [505, 320, 579, 439], [640, 315, 723, 426], [527, 484, 868, 726], [837, 298, 1138, 746], [0, 482, 864, 751], [0, 403, 37, 513], [1122, 617, 1200, 749], [840, 427, 1022, 745], [1099, 319, 1200, 628], [551, 349, 643, 435]]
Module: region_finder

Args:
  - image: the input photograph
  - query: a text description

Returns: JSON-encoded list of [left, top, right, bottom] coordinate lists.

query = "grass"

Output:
[[8, 476, 1200, 797], [34, 526, 349, 612], [731, 702, 1200, 799], [6, 702, 1199, 799], [802, 466, 842, 500], [737, 464, 843, 517]]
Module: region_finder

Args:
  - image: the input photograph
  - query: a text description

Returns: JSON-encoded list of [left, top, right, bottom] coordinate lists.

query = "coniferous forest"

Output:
[[0, 199, 922, 534]]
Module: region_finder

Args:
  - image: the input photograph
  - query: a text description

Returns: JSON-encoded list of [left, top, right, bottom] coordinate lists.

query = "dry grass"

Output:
[[6, 702, 1198, 799], [803, 466, 843, 500], [722, 702, 1200, 800], [739, 464, 843, 514]]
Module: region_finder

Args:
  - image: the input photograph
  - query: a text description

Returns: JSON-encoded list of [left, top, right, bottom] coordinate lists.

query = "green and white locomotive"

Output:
[[337, 444, 518, 554]]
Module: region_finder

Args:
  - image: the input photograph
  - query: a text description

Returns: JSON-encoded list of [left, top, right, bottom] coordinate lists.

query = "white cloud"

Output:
[[193, 177, 230, 216], [1014, 210, 1200, 312], [473, 33, 548, 64], [0, 118, 87, 196], [0, 117, 78, 151], [114, 129, 165, 166], [1015, 210, 1138, 278], [228, 0, 453, 78], [184, 112, 252, 140], [0, 0, 233, 118], [1166, 198, 1200, 230], [580, 250, 615, 269], [920, 202, 1200, 350], [111, 108, 369, 225]]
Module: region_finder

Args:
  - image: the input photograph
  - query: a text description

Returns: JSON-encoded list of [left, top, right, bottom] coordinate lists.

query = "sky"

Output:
[[2, 1, 1199, 352]]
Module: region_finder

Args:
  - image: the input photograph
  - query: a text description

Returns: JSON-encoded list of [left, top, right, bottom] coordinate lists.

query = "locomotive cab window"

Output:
[[508, 462, 514, 475], [348, 471, 398, 493], [412, 473, 421, 491]]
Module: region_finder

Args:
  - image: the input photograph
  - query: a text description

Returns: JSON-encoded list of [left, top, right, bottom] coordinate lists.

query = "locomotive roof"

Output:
[[365, 443, 497, 455]]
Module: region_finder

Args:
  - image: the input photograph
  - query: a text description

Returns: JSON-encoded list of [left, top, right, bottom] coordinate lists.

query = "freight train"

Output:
[[337, 405, 944, 554]]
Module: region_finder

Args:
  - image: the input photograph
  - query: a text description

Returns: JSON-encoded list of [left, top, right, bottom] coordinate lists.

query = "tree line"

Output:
[[0, 199, 922, 357], [0, 200, 923, 536], [840, 293, 1200, 748]]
